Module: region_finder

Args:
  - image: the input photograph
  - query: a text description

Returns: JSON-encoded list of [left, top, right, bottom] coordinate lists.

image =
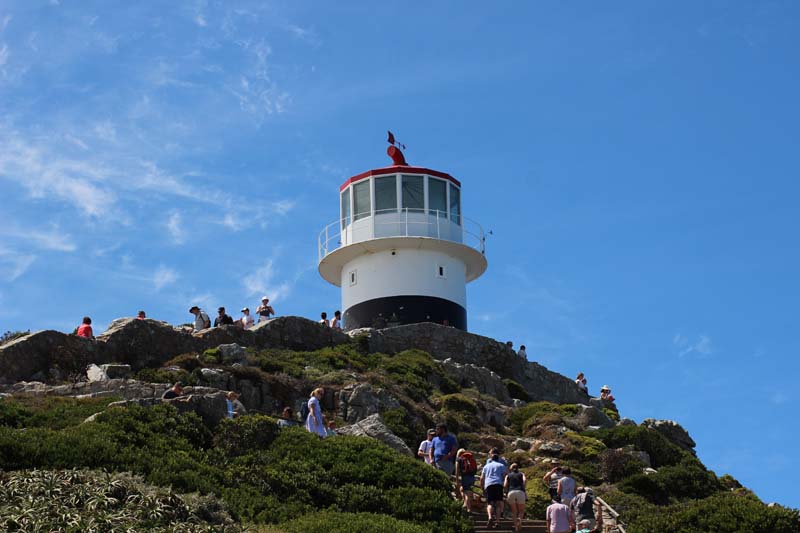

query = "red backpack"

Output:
[[460, 452, 477, 475]]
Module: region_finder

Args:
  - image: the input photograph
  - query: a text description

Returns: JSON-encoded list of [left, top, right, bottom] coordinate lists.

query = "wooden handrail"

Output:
[[596, 496, 627, 533]]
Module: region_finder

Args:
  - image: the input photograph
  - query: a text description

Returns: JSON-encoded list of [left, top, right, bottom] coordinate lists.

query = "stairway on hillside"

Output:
[[467, 509, 547, 533]]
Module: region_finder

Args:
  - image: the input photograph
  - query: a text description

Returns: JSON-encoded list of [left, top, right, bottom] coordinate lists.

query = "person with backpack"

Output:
[[189, 306, 211, 332], [480, 447, 508, 529], [504, 463, 527, 533], [455, 448, 478, 510], [570, 487, 603, 531]]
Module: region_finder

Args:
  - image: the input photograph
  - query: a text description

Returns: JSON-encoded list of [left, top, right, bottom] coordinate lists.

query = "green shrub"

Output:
[[201, 348, 221, 364], [440, 393, 477, 415], [565, 432, 606, 460], [213, 415, 281, 458], [0, 468, 239, 532], [504, 379, 530, 401], [588, 425, 687, 467], [603, 407, 620, 422], [281, 511, 431, 533], [162, 352, 203, 371], [378, 350, 459, 401], [598, 448, 645, 483], [623, 491, 800, 533], [0, 396, 119, 430], [381, 407, 428, 451], [509, 402, 579, 434], [134, 367, 194, 385]]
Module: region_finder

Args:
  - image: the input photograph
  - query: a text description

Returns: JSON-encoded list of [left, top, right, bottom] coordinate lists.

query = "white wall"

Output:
[[341, 248, 467, 310]]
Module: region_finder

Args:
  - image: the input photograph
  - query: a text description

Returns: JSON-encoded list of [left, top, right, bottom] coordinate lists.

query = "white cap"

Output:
[[261, 296, 269, 301]]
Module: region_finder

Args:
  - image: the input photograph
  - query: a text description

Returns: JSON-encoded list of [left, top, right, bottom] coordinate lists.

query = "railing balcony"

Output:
[[318, 208, 486, 261]]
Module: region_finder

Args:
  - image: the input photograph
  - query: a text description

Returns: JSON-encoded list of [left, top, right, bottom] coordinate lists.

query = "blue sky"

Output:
[[1, 1, 798, 509]]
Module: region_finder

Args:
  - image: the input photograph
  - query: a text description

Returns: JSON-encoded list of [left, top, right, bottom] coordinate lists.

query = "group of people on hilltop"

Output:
[[318, 310, 342, 330], [574, 372, 616, 403], [189, 296, 275, 332]]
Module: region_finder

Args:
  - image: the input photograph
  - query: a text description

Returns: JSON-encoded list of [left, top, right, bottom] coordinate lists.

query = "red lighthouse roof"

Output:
[[339, 166, 461, 192]]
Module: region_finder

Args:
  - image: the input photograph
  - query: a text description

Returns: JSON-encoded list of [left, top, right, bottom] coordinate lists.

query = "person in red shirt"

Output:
[[76, 317, 94, 339]]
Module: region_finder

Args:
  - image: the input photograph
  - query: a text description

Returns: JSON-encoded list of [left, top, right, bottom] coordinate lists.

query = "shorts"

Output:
[[434, 458, 455, 475], [549, 487, 560, 501], [507, 490, 526, 505], [485, 484, 504, 503], [461, 473, 475, 491]]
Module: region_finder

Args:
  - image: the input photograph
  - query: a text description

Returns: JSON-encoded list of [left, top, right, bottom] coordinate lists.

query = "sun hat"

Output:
[[601, 385, 611, 391], [241, 307, 249, 312], [261, 296, 269, 301]]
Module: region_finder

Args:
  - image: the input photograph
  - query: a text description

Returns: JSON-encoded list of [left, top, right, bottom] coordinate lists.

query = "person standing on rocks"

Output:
[[305, 388, 327, 438], [517, 345, 528, 359], [505, 462, 527, 533], [189, 306, 211, 332], [136, 310, 146, 320], [557, 466, 577, 508], [575, 373, 587, 393], [214, 307, 234, 327], [161, 382, 184, 400], [331, 310, 342, 330], [543, 462, 564, 502], [429, 423, 458, 475], [546, 497, 574, 533], [240, 308, 255, 329], [76, 317, 94, 339], [319, 312, 330, 326], [480, 447, 508, 529], [418, 429, 436, 465], [256, 296, 275, 322]]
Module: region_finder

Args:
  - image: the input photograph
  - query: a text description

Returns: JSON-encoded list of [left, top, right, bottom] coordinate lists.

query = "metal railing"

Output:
[[318, 208, 486, 261]]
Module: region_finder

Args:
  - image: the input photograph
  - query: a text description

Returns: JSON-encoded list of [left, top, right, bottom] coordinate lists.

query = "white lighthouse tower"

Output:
[[318, 136, 488, 331]]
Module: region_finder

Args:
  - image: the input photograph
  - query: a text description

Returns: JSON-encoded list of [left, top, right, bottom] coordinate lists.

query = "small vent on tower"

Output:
[[349, 270, 358, 286], [437, 265, 446, 279]]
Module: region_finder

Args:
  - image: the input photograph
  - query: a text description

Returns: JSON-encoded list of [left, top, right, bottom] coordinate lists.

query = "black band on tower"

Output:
[[343, 295, 466, 331]]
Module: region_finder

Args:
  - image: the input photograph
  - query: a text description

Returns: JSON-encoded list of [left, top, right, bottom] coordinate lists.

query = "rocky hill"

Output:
[[0, 318, 798, 532]]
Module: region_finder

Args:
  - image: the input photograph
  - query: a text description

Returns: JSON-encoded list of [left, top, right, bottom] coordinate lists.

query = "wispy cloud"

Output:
[[0, 247, 36, 281], [673, 333, 714, 358], [242, 259, 291, 303], [0, 43, 9, 68], [165, 211, 185, 244], [151, 265, 179, 291], [0, 224, 77, 252]]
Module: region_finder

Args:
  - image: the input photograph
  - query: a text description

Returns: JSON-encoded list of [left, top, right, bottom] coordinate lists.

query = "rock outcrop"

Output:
[[354, 322, 588, 404], [337, 413, 413, 457], [338, 383, 401, 424], [641, 418, 696, 453], [439, 358, 511, 404], [564, 404, 616, 431], [0, 316, 350, 384]]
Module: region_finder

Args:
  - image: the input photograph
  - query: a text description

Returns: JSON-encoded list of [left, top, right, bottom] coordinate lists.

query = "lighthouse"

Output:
[[318, 136, 488, 331]]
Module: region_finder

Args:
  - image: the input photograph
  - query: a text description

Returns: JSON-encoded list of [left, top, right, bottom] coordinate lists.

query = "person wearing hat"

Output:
[[214, 307, 235, 327], [418, 428, 436, 465], [542, 461, 564, 502], [161, 382, 184, 400], [256, 296, 275, 322], [599, 385, 615, 402], [240, 307, 255, 329], [189, 306, 211, 332]]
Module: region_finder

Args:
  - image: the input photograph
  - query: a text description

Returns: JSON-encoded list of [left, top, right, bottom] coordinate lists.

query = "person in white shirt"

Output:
[[331, 310, 342, 330], [319, 312, 330, 327], [518, 345, 528, 359], [240, 307, 255, 329], [418, 428, 436, 464]]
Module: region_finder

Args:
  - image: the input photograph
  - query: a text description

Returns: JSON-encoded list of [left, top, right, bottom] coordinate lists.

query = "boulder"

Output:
[[218, 344, 247, 365], [0, 378, 170, 400], [250, 317, 349, 351], [618, 417, 637, 426], [512, 438, 533, 451], [439, 359, 511, 404], [200, 368, 232, 390], [337, 413, 414, 457], [564, 404, 616, 431], [101, 364, 131, 379], [537, 441, 565, 455], [641, 419, 696, 453], [164, 392, 229, 427], [0, 330, 103, 384], [86, 364, 109, 382], [621, 446, 652, 468], [359, 323, 587, 404], [97, 318, 196, 369], [338, 383, 401, 424]]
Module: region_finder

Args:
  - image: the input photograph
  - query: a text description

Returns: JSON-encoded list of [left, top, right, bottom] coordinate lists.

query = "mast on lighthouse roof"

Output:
[[317, 135, 487, 331]]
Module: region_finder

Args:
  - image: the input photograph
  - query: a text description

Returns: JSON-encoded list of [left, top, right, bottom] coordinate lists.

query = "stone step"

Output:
[[470, 516, 547, 533]]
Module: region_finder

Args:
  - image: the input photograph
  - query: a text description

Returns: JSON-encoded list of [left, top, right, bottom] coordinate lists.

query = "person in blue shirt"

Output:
[[480, 448, 508, 529], [428, 423, 458, 475], [226, 391, 246, 419]]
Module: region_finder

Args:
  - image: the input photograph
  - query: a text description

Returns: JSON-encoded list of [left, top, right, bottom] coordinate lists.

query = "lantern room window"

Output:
[[402, 175, 424, 212]]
